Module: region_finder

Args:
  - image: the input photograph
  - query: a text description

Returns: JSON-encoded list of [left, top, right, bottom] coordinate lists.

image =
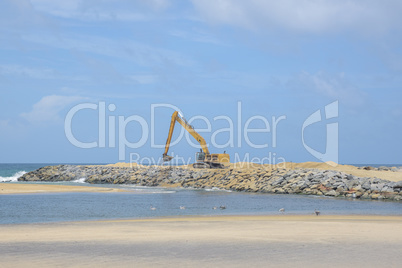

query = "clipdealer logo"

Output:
[[302, 101, 339, 166], [64, 101, 338, 165]]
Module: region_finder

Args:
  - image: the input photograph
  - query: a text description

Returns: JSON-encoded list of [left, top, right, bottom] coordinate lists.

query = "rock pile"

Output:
[[19, 164, 402, 201], [358, 166, 401, 172]]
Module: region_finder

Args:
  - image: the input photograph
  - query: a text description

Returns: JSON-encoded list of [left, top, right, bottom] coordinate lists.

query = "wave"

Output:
[[72, 178, 87, 183], [0, 171, 27, 182], [120, 185, 177, 193], [204, 187, 232, 192]]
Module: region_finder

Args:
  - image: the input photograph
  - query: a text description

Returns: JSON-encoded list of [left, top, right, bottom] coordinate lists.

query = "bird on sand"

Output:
[[279, 208, 285, 213], [314, 209, 320, 216]]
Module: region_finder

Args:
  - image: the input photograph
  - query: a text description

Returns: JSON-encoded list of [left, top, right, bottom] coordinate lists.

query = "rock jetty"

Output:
[[18, 163, 402, 201]]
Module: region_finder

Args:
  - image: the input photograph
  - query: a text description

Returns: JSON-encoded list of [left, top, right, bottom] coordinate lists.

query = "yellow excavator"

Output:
[[163, 111, 230, 168]]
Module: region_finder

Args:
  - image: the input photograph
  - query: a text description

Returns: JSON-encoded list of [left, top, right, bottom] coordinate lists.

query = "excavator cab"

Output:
[[163, 154, 174, 162], [194, 151, 210, 168], [195, 150, 205, 162]]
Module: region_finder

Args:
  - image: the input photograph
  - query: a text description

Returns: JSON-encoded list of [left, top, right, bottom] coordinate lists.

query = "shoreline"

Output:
[[0, 182, 125, 194], [55, 214, 402, 224], [1, 214, 402, 267], [2, 214, 402, 227]]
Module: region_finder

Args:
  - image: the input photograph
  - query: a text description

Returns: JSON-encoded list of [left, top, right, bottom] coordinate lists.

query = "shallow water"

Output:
[[1, 184, 402, 224]]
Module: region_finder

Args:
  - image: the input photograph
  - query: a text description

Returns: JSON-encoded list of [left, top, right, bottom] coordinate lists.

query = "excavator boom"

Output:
[[162, 111, 229, 168], [163, 111, 209, 161]]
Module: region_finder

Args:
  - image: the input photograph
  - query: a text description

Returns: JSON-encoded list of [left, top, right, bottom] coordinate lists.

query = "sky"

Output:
[[0, 0, 401, 164]]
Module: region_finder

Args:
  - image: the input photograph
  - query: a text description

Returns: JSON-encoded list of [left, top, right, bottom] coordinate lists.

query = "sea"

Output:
[[1, 163, 402, 224]]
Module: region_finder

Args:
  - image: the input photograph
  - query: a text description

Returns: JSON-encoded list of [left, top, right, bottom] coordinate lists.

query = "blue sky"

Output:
[[1, 0, 401, 164]]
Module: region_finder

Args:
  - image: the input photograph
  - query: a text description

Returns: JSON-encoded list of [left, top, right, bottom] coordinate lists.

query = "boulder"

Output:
[[325, 190, 338, 197], [350, 185, 362, 191], [393, 181, 402, 189], [355, 191, 364, 198], [378, 166, 390, 171], [370, 194, 382, 199], [361, 182, 371, 190], [371, 183, 384, 192], [363, 166, 375, 170]]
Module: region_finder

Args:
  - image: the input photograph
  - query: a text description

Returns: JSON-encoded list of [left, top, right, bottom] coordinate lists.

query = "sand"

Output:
[[233, 161, 402, 182], [1, 215, 402, 267], [287, 161, 402, 182], [0, 183, 125, 194]]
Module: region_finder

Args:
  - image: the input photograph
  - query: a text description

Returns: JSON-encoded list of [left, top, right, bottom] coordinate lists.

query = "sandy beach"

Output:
[[1, 215, 402, 267], [0, 183, 125, 194]]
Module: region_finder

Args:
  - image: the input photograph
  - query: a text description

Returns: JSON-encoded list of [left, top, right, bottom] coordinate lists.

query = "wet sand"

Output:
[[1, 215, 402, 267], [0, 183, 124, 194]]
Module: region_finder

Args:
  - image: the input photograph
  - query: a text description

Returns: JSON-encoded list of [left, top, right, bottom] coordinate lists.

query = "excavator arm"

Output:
[[163, 111, 210, 162]]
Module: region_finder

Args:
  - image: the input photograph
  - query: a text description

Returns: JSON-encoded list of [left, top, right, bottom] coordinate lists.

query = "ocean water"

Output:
[[0, 163, 105, 182], [350, 164, 401, 168], [0, 163, 45, 182], [1, 163, 402, 224]]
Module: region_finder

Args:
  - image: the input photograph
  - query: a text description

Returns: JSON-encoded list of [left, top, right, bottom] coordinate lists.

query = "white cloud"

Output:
[[289, 71, 366, 106], [0, 0, 50, 30], [0, 64, 88, 81], [143, 0, 171, 10], [0, 64, 56, 79], [30, 0, 170, 21], [191, 0, 402, 35], [169, 29, 223, 45], [21, 95, 85, 124], [21, 33, 193, 67]]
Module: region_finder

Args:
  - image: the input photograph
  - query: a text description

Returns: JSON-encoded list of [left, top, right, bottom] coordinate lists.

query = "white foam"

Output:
[[120, 185, 176, 194], [72, 178, 87, 183], [204, 187, 232, 192], [0, 171, 27, 182]]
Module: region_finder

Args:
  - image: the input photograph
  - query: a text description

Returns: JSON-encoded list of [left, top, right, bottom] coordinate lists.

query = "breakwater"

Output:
[[18, 164, 402, 201]]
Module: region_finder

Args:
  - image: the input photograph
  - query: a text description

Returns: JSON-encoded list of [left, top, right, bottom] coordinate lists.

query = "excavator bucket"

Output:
[[163, 154, 174, 162]]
